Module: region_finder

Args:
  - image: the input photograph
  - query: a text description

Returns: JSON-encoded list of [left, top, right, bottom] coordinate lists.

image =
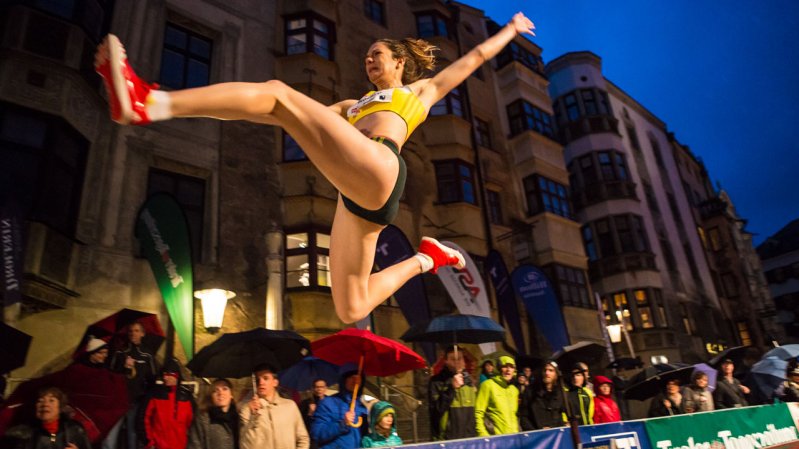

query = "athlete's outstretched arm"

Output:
[[417, 12, 535, 107]]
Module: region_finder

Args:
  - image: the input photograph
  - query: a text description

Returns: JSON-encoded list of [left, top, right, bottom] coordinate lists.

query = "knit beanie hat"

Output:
[[85, 336, 108, 354]]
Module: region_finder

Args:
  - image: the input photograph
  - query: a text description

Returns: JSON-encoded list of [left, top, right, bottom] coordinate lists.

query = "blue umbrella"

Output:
[[746, 357, 788, 404], [278, 356, 340, 391], [762, 344, 799, 361], [692, 363, 718, 392], [400, 314, 505, 345]]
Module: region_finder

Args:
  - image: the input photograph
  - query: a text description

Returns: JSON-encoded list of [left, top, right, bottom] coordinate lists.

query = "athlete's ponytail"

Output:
[[378, 38, 438, 84]]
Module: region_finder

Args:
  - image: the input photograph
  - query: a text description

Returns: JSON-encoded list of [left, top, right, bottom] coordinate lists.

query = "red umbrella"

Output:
[[1, 363, 129, 443], [76, 308, 165, 358], [311, 328, 426, 427]]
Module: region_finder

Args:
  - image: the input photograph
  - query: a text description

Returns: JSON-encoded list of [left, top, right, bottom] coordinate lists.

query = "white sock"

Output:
[[415, 253, 434, 273], [145, 90, 173, 121]]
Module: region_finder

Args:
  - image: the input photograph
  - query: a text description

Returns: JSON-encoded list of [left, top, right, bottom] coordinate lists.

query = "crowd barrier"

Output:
[[399, 403, 799, 449]]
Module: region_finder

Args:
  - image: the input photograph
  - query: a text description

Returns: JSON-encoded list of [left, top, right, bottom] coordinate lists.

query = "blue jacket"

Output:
[[310, 391, 368, 449]]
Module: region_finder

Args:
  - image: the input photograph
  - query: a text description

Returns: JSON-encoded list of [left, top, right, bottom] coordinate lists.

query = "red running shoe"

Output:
[[95, 34, 156, 125], [418, 237, 466, 274]]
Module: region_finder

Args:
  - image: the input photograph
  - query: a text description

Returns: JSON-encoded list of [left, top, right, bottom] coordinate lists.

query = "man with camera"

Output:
[[428, 346, 477, 440]]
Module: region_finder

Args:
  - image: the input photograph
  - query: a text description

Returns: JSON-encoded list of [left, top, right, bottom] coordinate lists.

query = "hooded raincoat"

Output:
[[360, 401, 402, 448]]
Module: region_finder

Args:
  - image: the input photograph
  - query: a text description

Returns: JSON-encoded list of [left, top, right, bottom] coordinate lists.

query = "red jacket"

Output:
[[592, 376, 621, 424], [142, 386, 194, 449]]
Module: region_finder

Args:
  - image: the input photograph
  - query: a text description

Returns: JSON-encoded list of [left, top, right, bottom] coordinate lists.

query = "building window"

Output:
[[546, 265, 590, 308], [708, 227, 722, 251], [721, 272, 740, 298], [474, 118, 493, 149], [654, 289, 668, 328], [634, 289, 655, 329], [285, 12, 335, 60], [430, 87, 464, 117], [486, 190, 503, 225], [147, 169, 206, 261], [680, 303, 693, 335], [582, 214, 651, 260], [26, 0, 113, 43], [555, 88, 612, 125], [626, 125, 642, 154], [0, 103, 88, 237], [581, 89, 598, 115], [649, 135, 666, 168], [507, 100, 554, 138], [416, 11, 450, 38], [737, 321, 752, 346], [612, 292, 634, 331], [283, 132, 307, 161], [569, 150, 629, 189], [523, 175, 571, 218], [495, 41, 541, 73], [160, 23, 212, 89], [286, 231, 331, 289], [434, 160, 476, 205], [583, 226, 598, 261], [363, 0, 385, 26]]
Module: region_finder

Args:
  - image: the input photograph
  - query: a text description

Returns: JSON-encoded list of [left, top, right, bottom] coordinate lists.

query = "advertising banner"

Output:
[[581, 421, 653, 449], [399, 427, 568, 449], [135, 193, 194, 359], [1, 198, 24, 308], [437, 241, 495, 354], [511, 265, 569, 351], [485, 250, 526, 355], [644, 403, 799, 449]]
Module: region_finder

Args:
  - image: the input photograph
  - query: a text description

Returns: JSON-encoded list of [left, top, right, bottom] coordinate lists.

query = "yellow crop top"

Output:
[[347, 86, 426, 140]]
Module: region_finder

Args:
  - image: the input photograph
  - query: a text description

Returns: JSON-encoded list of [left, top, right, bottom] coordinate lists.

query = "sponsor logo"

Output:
[[141, 209, 184, 288], [591, 431, 642, 449], [1, 218, 19, 291], [654, 424, 798, 449]]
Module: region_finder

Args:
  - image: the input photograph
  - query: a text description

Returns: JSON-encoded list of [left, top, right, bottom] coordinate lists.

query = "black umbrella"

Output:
[[551, 341, 606, 372], [708, 345, 754, 370], [606, 357, 644, 371], [187, 328, 311, 378], [1, 322, 32, 373], [623, 366, 695, 401], [400, 314, 505, 345]]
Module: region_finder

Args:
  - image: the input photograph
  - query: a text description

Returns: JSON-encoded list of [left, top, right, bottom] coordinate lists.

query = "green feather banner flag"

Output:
[[135, 193, 194, 359]]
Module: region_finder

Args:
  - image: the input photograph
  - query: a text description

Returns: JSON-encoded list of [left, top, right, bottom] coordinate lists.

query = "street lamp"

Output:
[[607, 324, 623, 344], [194, 287, 236, 334]]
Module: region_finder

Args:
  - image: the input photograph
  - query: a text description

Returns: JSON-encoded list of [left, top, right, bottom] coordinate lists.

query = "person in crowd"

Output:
[[519, 361, 566, 430], [713, 358, 749, 409], [109, 322, 157, 449], [310, 366, 366, 449], [592, 376, 621, 424], [516, 375, 529, 394], [474, 356, 519, 436], [187, 378, 238, 449], [240, 364, 309, 449], [360, 401, 402, 448], [300, 379, 328, 449], [773, 359, 799, 403], [522, 366, 534, 383], [478, 361, 496, 386], [681, 371, 714, 413], [575, 362, 594, 393], [648, 379, 684, 417], [563, 366, 593, 425], [428, 346, 476, 440], [4, 387, 92, 449], [138, 358, 195, 449]]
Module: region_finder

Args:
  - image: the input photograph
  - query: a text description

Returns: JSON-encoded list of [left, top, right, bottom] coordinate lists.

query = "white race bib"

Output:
[[347, 88, 394, 117]]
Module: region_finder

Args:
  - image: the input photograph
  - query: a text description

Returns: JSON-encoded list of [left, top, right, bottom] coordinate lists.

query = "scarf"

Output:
[[209, 405, 239, 448]]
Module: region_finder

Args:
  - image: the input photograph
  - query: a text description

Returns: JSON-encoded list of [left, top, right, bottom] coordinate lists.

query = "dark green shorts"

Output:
[[341, 137, 406, 226]]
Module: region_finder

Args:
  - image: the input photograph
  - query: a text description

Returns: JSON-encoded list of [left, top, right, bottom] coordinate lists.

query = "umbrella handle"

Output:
[[346, 355, 365, 428]]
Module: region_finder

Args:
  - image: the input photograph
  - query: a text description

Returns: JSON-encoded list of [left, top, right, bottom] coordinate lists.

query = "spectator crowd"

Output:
[[2, 325, 799, 449]]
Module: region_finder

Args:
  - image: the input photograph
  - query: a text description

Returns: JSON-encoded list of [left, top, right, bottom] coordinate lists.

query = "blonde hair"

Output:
[[377, 38, 437, 84]]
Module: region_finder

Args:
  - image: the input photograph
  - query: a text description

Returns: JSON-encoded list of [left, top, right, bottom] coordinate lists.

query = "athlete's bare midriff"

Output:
[[354, 110, 411, 147]]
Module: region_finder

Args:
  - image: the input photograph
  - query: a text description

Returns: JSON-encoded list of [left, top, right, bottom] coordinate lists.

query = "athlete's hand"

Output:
[[509, 12, 535, 37]]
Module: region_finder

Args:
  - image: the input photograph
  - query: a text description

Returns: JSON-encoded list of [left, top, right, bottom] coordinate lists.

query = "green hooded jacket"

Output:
[[361, 401, 403, 448], [474, 357, 519, 437]]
